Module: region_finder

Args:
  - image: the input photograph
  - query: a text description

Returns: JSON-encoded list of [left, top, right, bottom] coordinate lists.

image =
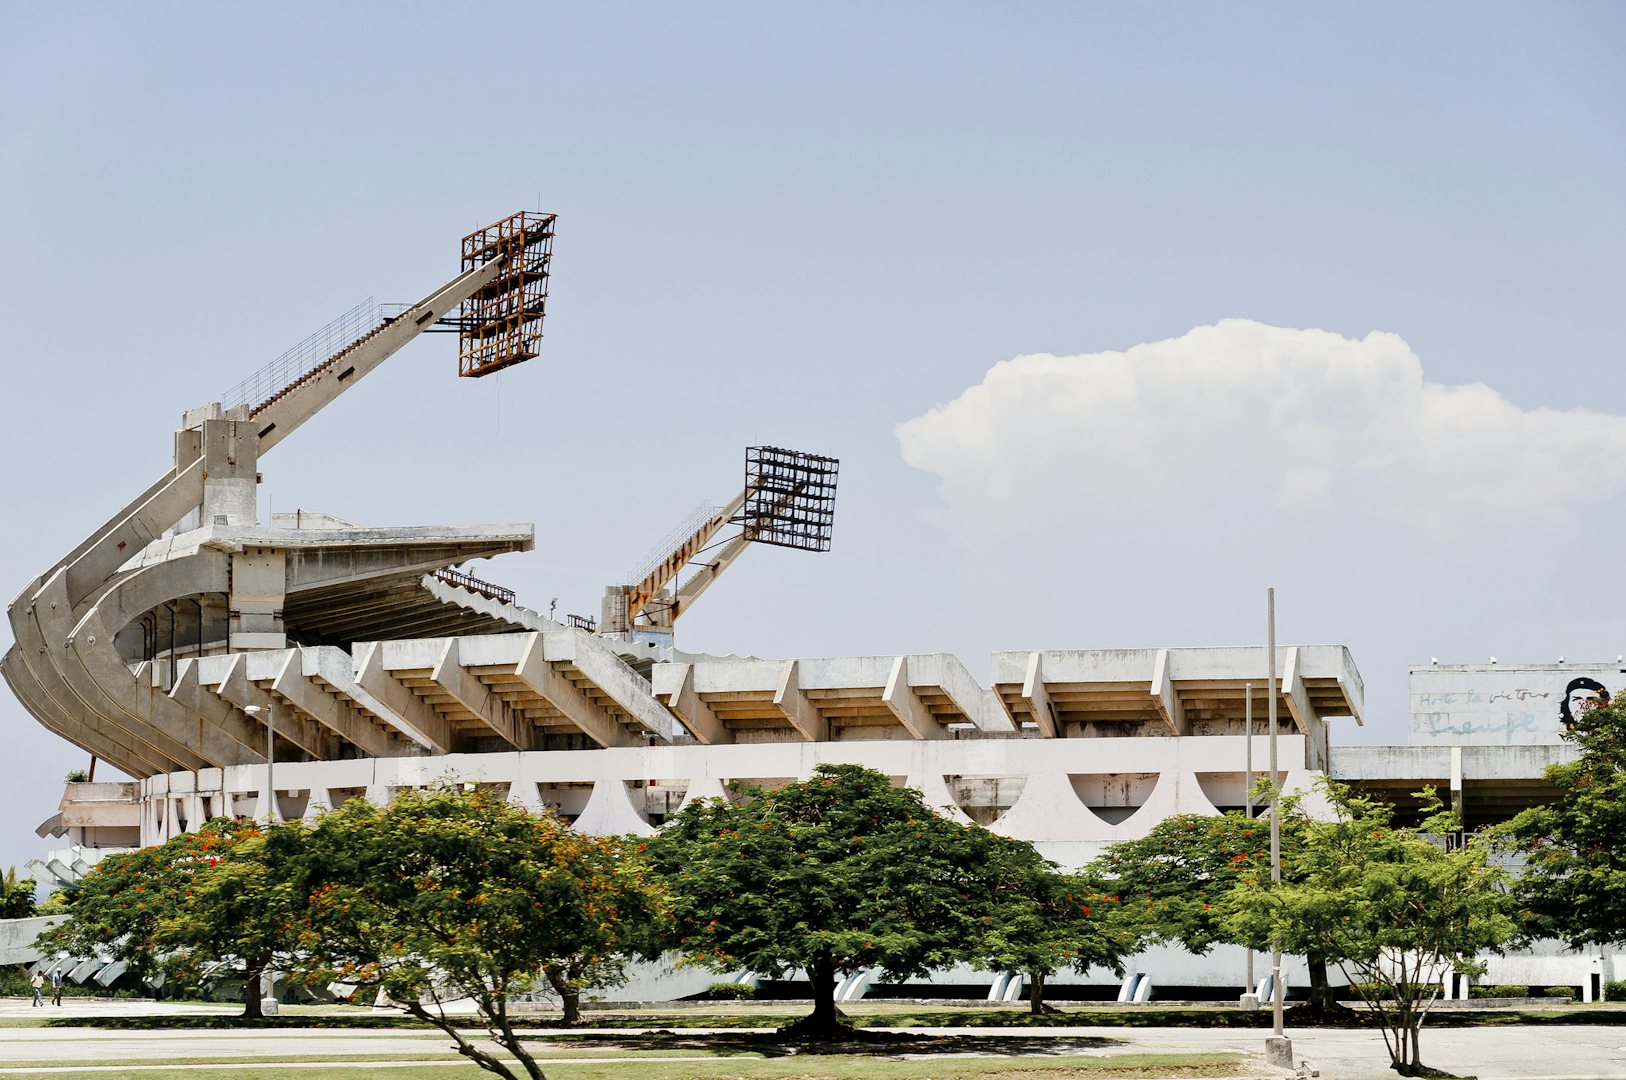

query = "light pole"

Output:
[[1241, 681, 1257, 1010], [240, 703, 279, 1017], [1265, 588, 1291, 1068]]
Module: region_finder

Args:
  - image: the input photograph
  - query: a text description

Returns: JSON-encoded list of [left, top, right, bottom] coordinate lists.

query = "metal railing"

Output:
[[432, 567, 517, 605], [220, 298, 392, 411], [626, 501, 721, 586]]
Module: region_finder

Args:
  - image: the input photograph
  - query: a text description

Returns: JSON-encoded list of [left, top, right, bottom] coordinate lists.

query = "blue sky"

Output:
[[2, 3, 1624, 872]]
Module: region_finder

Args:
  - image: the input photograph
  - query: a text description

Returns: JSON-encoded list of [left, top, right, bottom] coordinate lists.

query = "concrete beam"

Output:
[[304, 645, 434, 754], [0, 648, 162, 778], [207, 654, 332, 759], [67, 606, 242, 769], [270, 651, 398, 758], [773, 661, 827, 742], [1281, 647, 1312, 735], [514, 633, 628, 749], [655, 663, 731, 745], [1151, 648, 1190, 737], [1021, 652, 1059, 737], [430, 638, 527, 750], [926, 653, 1016, 733], [354, 642, 456, 754], [253, 258, 506, 456], [882, 656, 943, 740], [168, 659, 277, 759], [547, 630, 676, 740]]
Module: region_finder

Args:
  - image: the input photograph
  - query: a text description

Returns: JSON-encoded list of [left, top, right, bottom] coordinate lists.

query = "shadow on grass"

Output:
[[533, 1029, 1129, 1059], [40, 1004, 1626, 1036]]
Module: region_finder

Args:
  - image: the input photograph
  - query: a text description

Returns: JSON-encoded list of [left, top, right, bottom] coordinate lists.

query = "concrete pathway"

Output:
[[0, 998, 1617, 1079]]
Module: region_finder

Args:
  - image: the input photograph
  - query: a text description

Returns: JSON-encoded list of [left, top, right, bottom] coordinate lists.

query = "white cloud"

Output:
[[897, 319, 1626, 536]]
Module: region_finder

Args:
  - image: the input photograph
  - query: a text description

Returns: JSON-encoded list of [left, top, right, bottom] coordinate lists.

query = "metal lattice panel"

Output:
[[736, 446, 839, 552], [458, 212, 556, 378]]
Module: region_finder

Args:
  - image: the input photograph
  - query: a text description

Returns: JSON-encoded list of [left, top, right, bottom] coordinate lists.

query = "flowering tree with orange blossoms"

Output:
[[276, 789, 663, 1080], [35, 818, 290, 1017]]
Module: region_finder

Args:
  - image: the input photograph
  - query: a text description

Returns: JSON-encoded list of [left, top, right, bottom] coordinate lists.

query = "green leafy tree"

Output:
[[156, 829, 300, 1017], [1086, 808, 1355, 1009], [33, 819, 282, 1015], [1501, 698, 1626, 947], [1228, 783, 1517, 1078], [970, 840, 1134, 1014], [0, 867, 38, 920], [649, 763, 1032, 1035], [279, 788, 663, 1080]]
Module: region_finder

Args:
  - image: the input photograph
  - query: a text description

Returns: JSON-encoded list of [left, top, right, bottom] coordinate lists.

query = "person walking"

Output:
[[28, 971, 42, 1007], [50, 968, 62, 1007]]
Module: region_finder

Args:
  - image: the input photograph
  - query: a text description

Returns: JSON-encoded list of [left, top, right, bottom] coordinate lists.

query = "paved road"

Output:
[[0, 999, 1619, 1079], [884, 1024, 1626, 1080]]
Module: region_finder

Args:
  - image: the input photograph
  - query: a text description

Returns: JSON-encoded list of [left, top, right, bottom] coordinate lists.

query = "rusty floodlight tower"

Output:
[[738, 445, 839, 551], [457, 211, 556, 378], [600, 446, 840, 636]]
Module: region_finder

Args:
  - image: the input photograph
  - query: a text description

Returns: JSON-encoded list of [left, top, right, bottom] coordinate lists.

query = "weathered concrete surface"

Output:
[[0, 916, 60, 964]]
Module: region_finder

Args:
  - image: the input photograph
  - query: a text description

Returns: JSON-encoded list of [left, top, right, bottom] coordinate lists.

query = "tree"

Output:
[[648, 763, 1033, 1036], [33, 819, 283, 1015], [0, 867, 38, 919], [1228, 783, 1517, 1078], [970, 839, 1133, 1014], [279, 788, 663, 1080], [1501, 698, 1626, 948], [156, 828, 300, 1018], [1087, 808, 1354, 1010]]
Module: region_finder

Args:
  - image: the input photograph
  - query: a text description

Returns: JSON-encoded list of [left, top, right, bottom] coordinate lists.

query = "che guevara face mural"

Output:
[[1561, 677, 1610, 730]]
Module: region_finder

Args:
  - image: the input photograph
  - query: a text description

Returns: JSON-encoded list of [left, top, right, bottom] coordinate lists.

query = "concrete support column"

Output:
[[199, 417, 259, 528], [229, 549, 286, 651], [1450, 746, 1465, 822]]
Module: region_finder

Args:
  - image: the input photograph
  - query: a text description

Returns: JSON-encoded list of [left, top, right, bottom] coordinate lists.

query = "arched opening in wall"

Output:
[[639, 781, 689, 824], [723, 778, 798, 805], [1069, 773, 1159, 825], [946, 775, 1027, 827], [1195, 772, 1287, 815], [326, 787, 367, 810], [278, 791, 310, 821], [537, 782, 595, 823]]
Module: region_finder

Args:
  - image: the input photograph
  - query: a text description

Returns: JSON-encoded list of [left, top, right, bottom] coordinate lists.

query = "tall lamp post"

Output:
[[1265, 588, 1291, 1068], [1240, 682, 1257, 1010], [240, 703, 279, 1018]]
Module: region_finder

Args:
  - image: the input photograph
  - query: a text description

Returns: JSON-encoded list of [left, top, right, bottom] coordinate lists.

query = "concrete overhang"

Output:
[[989, 645, 1363, 734]]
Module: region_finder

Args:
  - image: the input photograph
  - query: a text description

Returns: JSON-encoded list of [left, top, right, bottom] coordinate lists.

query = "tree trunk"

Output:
[[405, 1000, 525, 1080], [1307, 954, 1334, 1008], [543, 965, 581, 1025], [242, 964, 264, 1020], [1029, 971, 1046, 1016], [809, 954, 838, 1032]]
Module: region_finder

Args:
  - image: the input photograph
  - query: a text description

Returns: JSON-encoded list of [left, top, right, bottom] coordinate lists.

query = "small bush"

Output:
[[1469, 984, 1538, 998], [1604, 979, 1626, 1002], [705, 981, 755, 1000], [64, 770, 89, 783], [1544, 986, 1574, 999]]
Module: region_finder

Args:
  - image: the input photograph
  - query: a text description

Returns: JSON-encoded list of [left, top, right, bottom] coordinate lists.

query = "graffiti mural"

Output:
[[1560, 677, 1611, 731], [1409, 664, 1621, 746]]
